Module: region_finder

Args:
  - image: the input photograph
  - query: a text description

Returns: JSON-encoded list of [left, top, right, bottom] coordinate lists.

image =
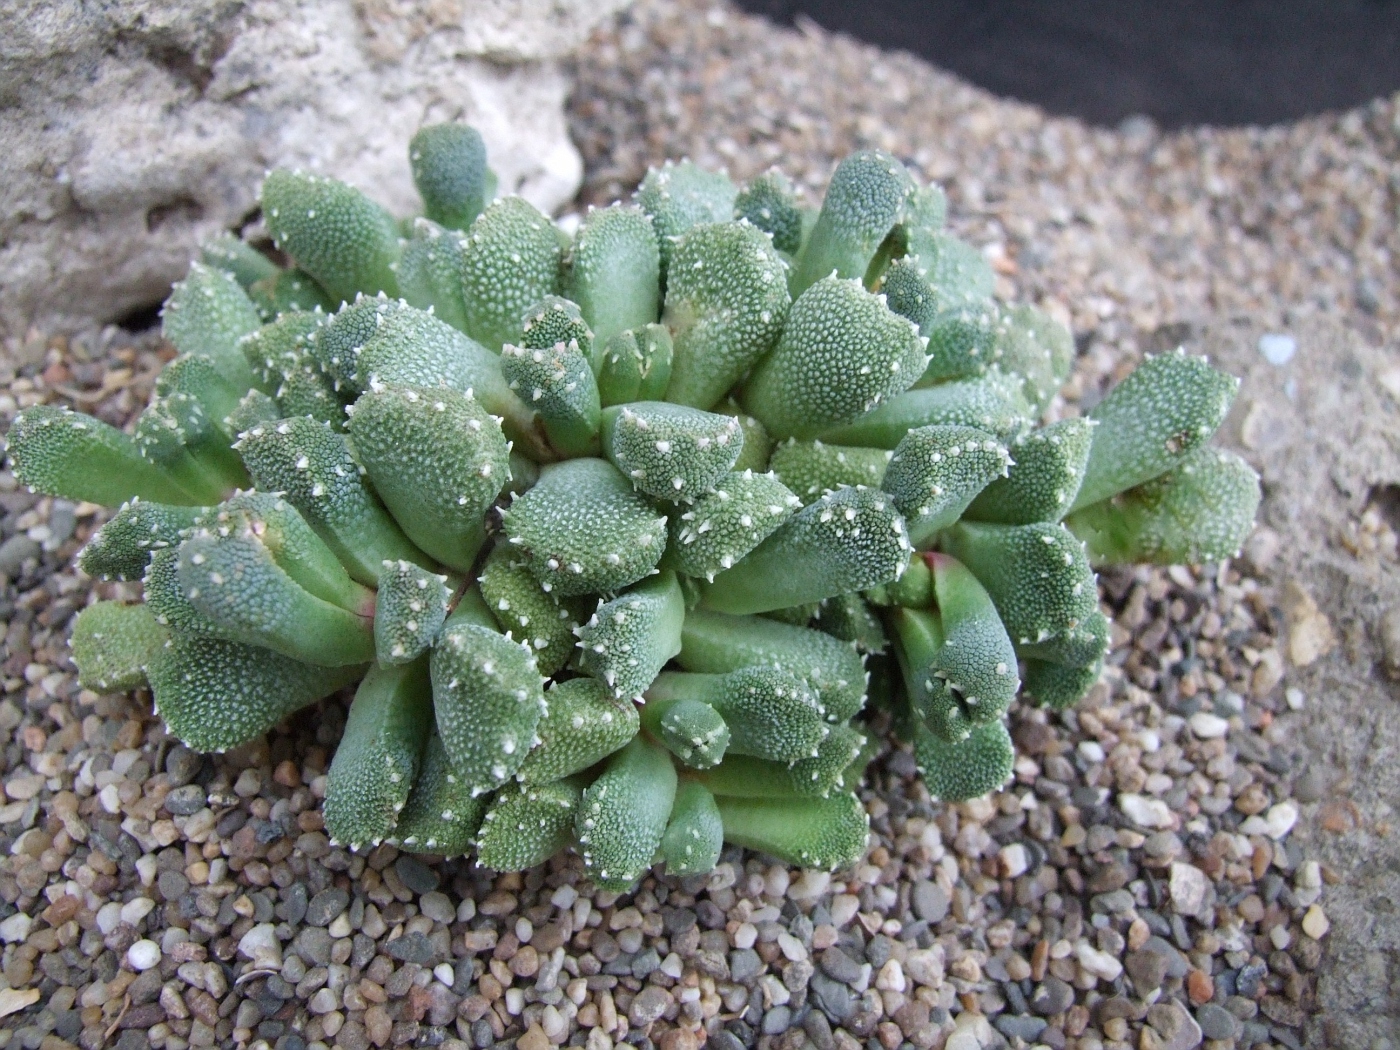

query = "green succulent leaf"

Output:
[[768, 440, 892, 505], [201, 234, 279, 289], [79, 499, 204, 581], [160, 262, 261, 391], [1022, 656, 1104, 711], [601, 402, 744, 503], [459, 196, 562, 351], [642, 694, 730, 768], [593, 324, 674, 408], [247, 269, 338, 320], [478, 544, 586, 677], [565, 204, 661, 347], [669, 469, 801, 580], [476, 779, 581, 872], [262, 169, 402, 304], [398, 219, 470, 332], [149, 633, 364, 753], [818, 370, 1032, 448], [741, 275, 928, 440], [679, 607, 867, 722], [409, 123, 495, 232], [648, 666, 828, 762], [390, 731, 488, 855], [1066, 446, 1261, 566], [634, 161, 738, 278], [430, 622, 546, 794], [374, 560, 450, 666], [1071, 349, 1239, 511], [576, 571, 686, 700], [7, 405, 205, 507], [502, 458, 667, 597], [715, 791, 868, 870], [902, 230, 994, 309], [701, 485, 911, 615], [517, 677, 639, 784], [502, 315, 602, 458], [659, 781, 724, 876], [323, 659, 433, 849], [70, 601, 168, 693], [965, 417, 1095, 525], [234, 415, 427, 585], [576, 737, 677, 892], [911, 716, 1014, 802], [882, 425, 1011, 547], [734, 169, 805, 255], [661, 221, 790, 410], [940, 521, 1098, 649], [794, 150, 915, 295], [349, 384, 510, 572]]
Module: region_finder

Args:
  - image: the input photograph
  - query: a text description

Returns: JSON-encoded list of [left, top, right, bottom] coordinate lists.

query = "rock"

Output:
[[238, 923, 283, 970], [627, 986, 670, 1026], [0, 536, 40, 576], [808, 974, 855, 1022], [1238, 801, 1298, 840], [1125, 947, 1171, 990], [1030, 976, 1074, 1016], [1145, 1000, 1202, 1050], [0, 988, 40, 1019], [818, 947, 864, 985], [1119, 793, 1175, 829], [945, 1012, 993, 1050], [394, 855, 439, 895], [126, 939, 161, 971], [1302, 904, 1330, 939], [1168, 863, 1212, 919], [994, 1014, 1048, 1042], [305, 888, 349, 927], [1283, 581, 1335, 667], [0, 913, 33, 944], [1196, 1003, 1241, 1041], [0, 0, 631, 338], [911, 879, 949, 923], [1188, 712, 1229, 739], [163, 784, 206, 816], [385, 932, 438, 965], [1075, 942, 1124, 982]]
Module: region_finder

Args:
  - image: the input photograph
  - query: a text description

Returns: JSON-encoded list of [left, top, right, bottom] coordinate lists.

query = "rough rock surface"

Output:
[[1205, 318, 1400, 1048], [0, 0, 629, 339]]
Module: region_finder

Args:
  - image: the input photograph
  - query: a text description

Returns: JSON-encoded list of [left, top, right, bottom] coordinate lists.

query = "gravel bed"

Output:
[[1, 2, 1395, 1049]]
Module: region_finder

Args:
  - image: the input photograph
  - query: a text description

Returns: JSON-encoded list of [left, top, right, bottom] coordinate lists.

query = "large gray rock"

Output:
[[0, 0, 629, 339]]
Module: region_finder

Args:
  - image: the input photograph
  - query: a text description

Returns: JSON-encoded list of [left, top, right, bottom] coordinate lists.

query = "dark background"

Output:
[[733, 0, 1400, 127]]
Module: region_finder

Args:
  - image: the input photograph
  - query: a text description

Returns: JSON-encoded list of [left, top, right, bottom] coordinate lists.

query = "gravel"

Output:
[[0, 0, 1385, 1047]]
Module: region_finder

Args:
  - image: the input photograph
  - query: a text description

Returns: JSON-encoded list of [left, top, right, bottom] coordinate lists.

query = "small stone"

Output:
[[1239, 801, 1299, 840], [306, 888, 349, 927], [516, 1024, 551, 1050], [1075, 942, 1123, 982], [1030, 976, 1074, 1016], [127, 940, 162, 971], [394, 855, 439, 894], [819, 947, 863, 985], [911, 880, 949, 923], [385, 932, 438, 965], [1257, 332, 1296, 365], [1119, 793, 1174, 829], [1301, 905, 1330, 939], [999, 843, 1029, 878], [1125, 948, 1170, 990], [729, 948, 763, 981], [1196, 1003, 1241, 1041], [1146, 1000, 1202, 1050], [1169, 862, 1211, 918], [0, 535, 40, 575], [1185, 968, 1214, 1005], [1188, 712, 1229, 739], [164, 784, 206, 815], [995, 1015, 1048, 1043], [0, 988, 40, 1019], [628, 986, 670, 1026]]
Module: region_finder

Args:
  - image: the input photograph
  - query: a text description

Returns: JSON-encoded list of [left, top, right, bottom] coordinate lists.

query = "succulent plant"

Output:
[[7, 128, 1260, 886]]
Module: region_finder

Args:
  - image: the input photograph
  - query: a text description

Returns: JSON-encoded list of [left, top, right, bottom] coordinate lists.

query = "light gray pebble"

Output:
[[163, 784, 205, 816], [306, 888, 348, 927], [912, 879, 949, 923]]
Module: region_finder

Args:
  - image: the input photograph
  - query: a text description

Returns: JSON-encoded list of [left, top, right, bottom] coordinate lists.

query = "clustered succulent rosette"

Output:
[[6, 124, 1261, 888]]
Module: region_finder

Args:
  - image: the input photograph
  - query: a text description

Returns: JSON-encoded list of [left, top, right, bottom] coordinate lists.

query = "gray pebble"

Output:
[[807, 973, 855, 1022], [762, 1006, 792, 1035], [627, 986, 670, 1026], [157, 869, 189, 902], [163, 784, 206, 816], [1236, 961, 1268, 998], [995, 1015, 1048, 1042], [1197, 1003, 1242, 1041], [1030, 976, 1074, 1016], [394, 855, 439, 894], [911, 879, 949, 923], [306, 888, 349, 927], [818, 946, 863, 985], [631, 948, 661, 979], [385, 932, 438, 965], [292, 926, 332, 966], [729, 948, 763, 982], [0, 535, 40, 575], [708, 1032, 746, 1050], [279, 883, 309, 925]]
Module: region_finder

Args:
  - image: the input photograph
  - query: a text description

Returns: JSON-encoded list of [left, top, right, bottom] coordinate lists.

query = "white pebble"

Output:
[[95, 902, 123, 935], [1258, 332, 1297, 365], [434, 963, 456, 987], [829, 894, 860, 928], [1118, 793, 1175, 829], [0, 913, 33, 944], [1074, 941, 1124, 982], [1239, 801, 1299, 840], [1077, 740, 1105, 763], [999, 843, 1029, 879], [1285, 687, 1306, 710], [788, 870, 830, 900], [127, 940, 162, 971], [1189, 711, 1229, 738], [732, 922, 757, 950], [1269, 924, 1291, 950], [120, 898, 155, 927]]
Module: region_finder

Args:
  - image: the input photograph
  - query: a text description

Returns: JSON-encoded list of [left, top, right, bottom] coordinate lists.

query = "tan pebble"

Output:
[[1127, 918, 1150, 951], [1186, 968, 1214, 1004], [1302, 905, 1330, 939]]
